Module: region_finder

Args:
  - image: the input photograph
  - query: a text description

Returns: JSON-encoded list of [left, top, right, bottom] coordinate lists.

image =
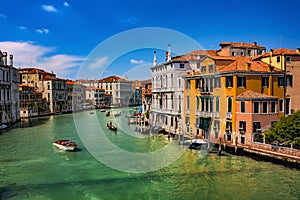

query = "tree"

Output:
[[264, 111, 300, 148]]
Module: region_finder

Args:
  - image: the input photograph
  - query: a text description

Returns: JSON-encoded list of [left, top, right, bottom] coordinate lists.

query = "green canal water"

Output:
[[0, 108, 299, 200]]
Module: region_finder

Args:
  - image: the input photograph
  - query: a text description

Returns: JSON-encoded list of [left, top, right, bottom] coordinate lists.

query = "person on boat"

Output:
[[109, 120, 112, 127]]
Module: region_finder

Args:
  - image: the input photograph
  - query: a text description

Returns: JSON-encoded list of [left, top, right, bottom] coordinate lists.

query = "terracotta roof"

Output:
[[219, 42, 265, 49], [19, 84, 34, 88], [99, 75, 124, 82], [172, 50, 217, 61], [255, 48, 300, 59], [236, 90, 279, 100], [218, 57, 281, 72], [19, 67, 55, 76], [66, 80, 75, 85]]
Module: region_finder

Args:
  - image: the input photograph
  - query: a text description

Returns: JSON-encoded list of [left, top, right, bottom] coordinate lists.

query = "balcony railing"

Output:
[[226, 112, 232, 119]]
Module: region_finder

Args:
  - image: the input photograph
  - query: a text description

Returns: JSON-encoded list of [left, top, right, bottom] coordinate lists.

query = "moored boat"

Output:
[[107, 123, 117, 131], [53, 140, 77, 151]]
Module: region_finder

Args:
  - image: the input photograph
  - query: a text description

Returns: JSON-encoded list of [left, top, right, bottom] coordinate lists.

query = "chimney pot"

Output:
[[2, 52, 7, 66], [9, 54, 13, 66], [296, 48, 300, 53]]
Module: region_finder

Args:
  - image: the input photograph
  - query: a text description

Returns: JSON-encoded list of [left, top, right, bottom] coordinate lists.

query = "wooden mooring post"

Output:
[[218, 137, 222, 156]]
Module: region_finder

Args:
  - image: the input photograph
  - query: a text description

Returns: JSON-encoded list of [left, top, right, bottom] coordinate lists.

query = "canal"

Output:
[[0, 108, 299, 199]]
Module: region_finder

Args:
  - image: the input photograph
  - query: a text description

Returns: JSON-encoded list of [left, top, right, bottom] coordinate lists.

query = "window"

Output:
[[247, 50, 251, 56], [196, 97, 200, 111], [239, 121, 246, 132], [214, 77, 221, 88], [279, 99, 283, 112], [277, 56, 280, 63], [208, 64, 214, 72], [231, 52, 235, 56], [226, 122, 232, 133], [286, 75, 293, 87], [179, 63, 184, 68], [286, 98, 290, 115], [227, 97, 232, 113], [185, 116, 190, 125], [226, 76, 233, 88], [165, 116, 168, 125], [241, 136, 245, 144], [253, 101, 259, 113], [262, 77, 269, 87], [214, 120, 220, 139], [241, 101, 245, 113], [240, 52, 244, 56], [286, 56, 291, 62], [253, 122, 261, 132], [278, 77, 284, 87], [262, 101, 268, 113], [195, 79, 200, 89], [186, 96, 190, 111], [271, 101, 276, 113], [237, 77, 246, 87], [215, 96, 220, 112], [185, 80, 191, 89], [197, 63, 200, 69], [201, 65, 206, 73]]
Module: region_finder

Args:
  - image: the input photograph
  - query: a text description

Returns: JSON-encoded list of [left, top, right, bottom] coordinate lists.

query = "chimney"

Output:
[[153, 51, 157, 66], [296, 48, 300, 53], [9, 54, 13, 66], [2, 52, 7, 66], [253, 42, 257, 46], [246, 62, 251, 71]]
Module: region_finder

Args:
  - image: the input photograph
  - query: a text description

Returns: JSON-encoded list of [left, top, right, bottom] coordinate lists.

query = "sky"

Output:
[[0, 0, 300, 80]]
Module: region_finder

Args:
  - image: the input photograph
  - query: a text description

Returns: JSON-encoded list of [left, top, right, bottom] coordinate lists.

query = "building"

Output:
[[141, 79, 152, 113], [256, 48, 300, 115], [42, 76, 68, 113], [77, 75, 133, 107], [217, 42, 266, 57], [66, 80, 86, 112], [19, 84, 48, 118], [184, 56, 285, 145], [0, 51, 20, 125], [129, 80, 143, 106]]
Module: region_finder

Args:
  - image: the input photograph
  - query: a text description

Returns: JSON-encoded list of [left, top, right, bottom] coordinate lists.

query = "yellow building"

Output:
[[256, 48, 300, 115], [184, 56, 285, 145]]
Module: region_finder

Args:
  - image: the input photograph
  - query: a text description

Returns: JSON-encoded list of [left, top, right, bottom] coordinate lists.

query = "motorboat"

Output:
[[107, 123, 117, 131], [100, 109, 106, 112], [188, 139, 208, 150], [113, 111, 121, 117], [53, 140, 77, 151]]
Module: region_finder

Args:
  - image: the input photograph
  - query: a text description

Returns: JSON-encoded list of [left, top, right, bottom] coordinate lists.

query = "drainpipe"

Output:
[[283, 53, 287, 116]]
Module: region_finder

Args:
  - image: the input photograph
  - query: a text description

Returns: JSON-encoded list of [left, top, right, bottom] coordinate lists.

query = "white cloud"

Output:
[[88, 57, 109, 69], [0, 13, 7, 18], [35, 28, 49, 34], [63, 2, 70, 7], [17, 26, 27, 30], [42, 5, 58, 12], [130, 59, 145, 64], [0, 41, 84, 78], [118, 16, 139, 26]]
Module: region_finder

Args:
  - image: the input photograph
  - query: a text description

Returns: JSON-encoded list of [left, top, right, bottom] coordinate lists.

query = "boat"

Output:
[[53, 140, 77, 151], [188, 139, 208, 150], [90, 111, 94, 114], [106, 111, 110, 116], [113, 111, 121, 117], [107, 123, 117, 131], [100, 109, 106, 112], [0, 124, 7, 130]]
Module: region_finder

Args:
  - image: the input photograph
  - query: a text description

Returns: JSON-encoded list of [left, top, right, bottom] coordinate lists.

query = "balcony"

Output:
[[214, 112, 219, 118], [196, 111, 213, 118], [196, 88, 212, 95], [226, 112, 232, 119]]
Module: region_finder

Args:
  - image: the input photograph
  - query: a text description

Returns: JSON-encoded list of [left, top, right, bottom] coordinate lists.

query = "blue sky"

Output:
[[0, 0, 299, 80]]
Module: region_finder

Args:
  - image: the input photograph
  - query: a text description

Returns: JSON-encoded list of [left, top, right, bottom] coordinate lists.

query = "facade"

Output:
[[19, 84, 47, 118], [217, 42, 266, 57], [43, 76, 68, 113], [77, 76, 133, 107], [257, 48, 300, 115], [66, 80, 86, 112], [0, 51, 20, 125], [151, 46, 193, 135], [129, 80, 142, 106], [184, 56, 285, 145]]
